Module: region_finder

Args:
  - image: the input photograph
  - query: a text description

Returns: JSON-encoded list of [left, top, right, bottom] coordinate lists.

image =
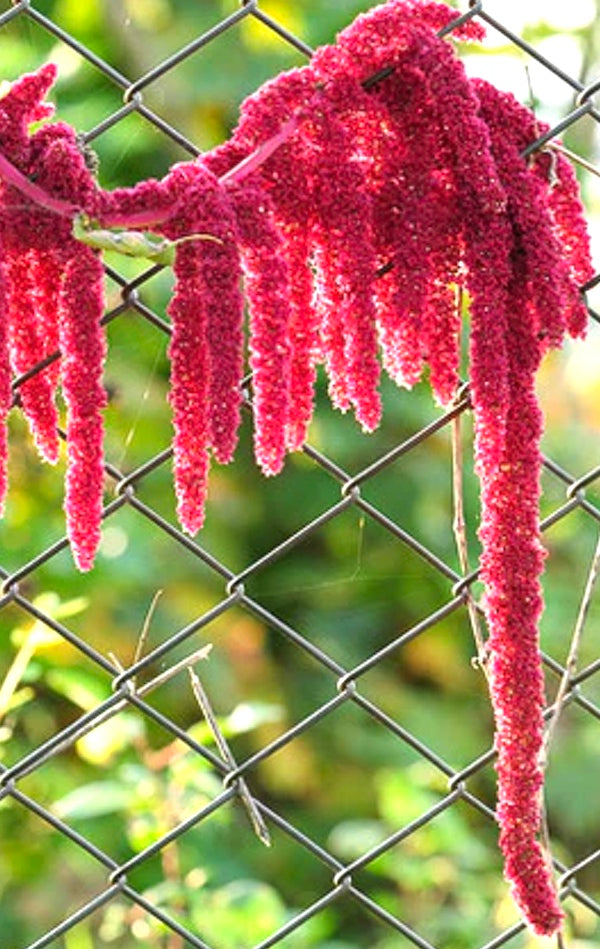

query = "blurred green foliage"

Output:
[[1, 1, 600, 947]]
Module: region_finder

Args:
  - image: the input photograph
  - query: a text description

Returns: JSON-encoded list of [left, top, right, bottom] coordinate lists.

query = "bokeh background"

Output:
[[1, 2, 599, 947]]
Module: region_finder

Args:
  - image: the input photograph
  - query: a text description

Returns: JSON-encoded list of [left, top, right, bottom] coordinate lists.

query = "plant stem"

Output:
[[0, 151, 78, 217], [188, 668, 271, 847], [542, 528, 600, 764], [450, 291, 488, 668]]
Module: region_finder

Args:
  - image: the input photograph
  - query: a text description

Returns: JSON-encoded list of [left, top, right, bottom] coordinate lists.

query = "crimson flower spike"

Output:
[[59, 247, 107, 572], [3, 252, 60, 463], [540, 151, 595, 337], [0, 255, 10, 515], [410, 29, 564, 934], [166, 233, 211, 536], [228, 181, 292, 476], [303, 81, 381, 431], [311, 39, 428, 394], [217, 68, 323, 453], [155, 163, 244, 534], [371, 59, 463, 400], [314, 0, 484, 404], [172, 164, 245, 469], [410, 26, 513, 436], [0, 11, 595, 933], [479, 251, 564, 936], [0, 63, 57, 166], [473, 80, 574, 348]]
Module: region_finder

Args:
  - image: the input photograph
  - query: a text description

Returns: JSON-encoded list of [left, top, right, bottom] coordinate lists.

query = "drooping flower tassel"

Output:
[[0, 255, 11, 515], [417, 37, 559, 933], [480, 250, 564, 935], [282, 228, 320, 451], [2, 252, 60, 463], [229, 182, 292, 476], [182, 166, 245, 467], [376, 62, 463, 400], [303, 81, 381, 431], [473, 80, 575, 349], [541, 150, 594, 337], [0, 26, 594, 938], [160, 165, 245, 532], [0, 63, 57, 166], [31, 252, 62, 392], [166, 235, 211, 535], [58, 247, 107, 571], [216, 69, 322, 453]]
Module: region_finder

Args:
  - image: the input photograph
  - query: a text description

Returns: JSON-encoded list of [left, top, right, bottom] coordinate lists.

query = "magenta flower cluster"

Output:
[[0, 0, 594, 935]]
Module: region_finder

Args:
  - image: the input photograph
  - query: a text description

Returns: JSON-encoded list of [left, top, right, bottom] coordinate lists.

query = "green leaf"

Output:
[[46, 668, 109, 710], [54, 781, 136, 819]]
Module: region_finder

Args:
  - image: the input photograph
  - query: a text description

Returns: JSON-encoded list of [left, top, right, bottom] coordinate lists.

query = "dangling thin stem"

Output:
[[450, 291, 487, 667], [542, 528, 600, 764], [188, 668, 271, 848]]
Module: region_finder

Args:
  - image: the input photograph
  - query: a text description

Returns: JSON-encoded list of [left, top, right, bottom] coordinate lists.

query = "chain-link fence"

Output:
[[1, 2, 599, 947]]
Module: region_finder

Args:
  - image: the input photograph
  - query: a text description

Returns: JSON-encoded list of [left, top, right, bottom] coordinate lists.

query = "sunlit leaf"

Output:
[[46, 668, 109, 711], [76, 713, 144, 765], [54, 781, 136, 819]]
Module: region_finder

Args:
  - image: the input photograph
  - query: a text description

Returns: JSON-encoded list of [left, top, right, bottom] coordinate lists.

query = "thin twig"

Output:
[[546, 141, 600, 181], [538, 530, 600, 948], [543, 529, 600, 762], [133, 589, 163, 669], [188, 668, 271, 847], [451, 291, 488, 668], [35, 643, 212, 770]]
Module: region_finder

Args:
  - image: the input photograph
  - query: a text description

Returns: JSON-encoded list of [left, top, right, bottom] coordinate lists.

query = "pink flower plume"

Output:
[[161, 165, 244, 531], [229, 182, 292, 475], [58, 246, 107, 572], [473, 81, 574, 349], [0, 64, 57, 165], [3, 252, 60, 464], [480, 258, 564, 935], [0, 256, 10, 515], [0, 15, 595, 929], [543, 151, 594, 337], [166, 234, 211, 536], [303, 81, 381, 431], [217, 68, 320, 451]]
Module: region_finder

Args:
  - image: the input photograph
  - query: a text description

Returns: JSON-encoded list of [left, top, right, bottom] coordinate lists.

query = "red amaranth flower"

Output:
[[3, 251, 60, 463], [313, 45, 430, 393], [473, 80, 577, 349], [316, 0, 484, 84], [542, 151, 594, 337], [0, 255, 10, 515], [58, 246, 107, 572], [480, 256, 564, 935], [0, 64, 57, 166], [229, 182, 292, 476], [160, 165, 245, 532], [217, 68, 322, 452], [408, 28, 513, 429], [166, 234, 211, 536], [303, 81, 381, 431], [0, 16, 594, 932], [0, 89, 104, 565], [167, 164, 245, 468], [31, 252, 62, 393], [373, 62, 463, 400], [281, 228, 319, 451]]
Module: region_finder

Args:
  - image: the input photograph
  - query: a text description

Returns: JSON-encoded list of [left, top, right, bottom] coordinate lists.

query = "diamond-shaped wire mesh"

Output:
[[0, 2, 599, 948]]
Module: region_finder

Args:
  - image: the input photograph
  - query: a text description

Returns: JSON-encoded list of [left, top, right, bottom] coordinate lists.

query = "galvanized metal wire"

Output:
[[0, 2, 599, 947]]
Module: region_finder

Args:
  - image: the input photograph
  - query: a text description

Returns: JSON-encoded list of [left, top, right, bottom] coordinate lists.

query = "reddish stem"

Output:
[[219, 116, 300, 185], [0, 151, 78, 218]]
